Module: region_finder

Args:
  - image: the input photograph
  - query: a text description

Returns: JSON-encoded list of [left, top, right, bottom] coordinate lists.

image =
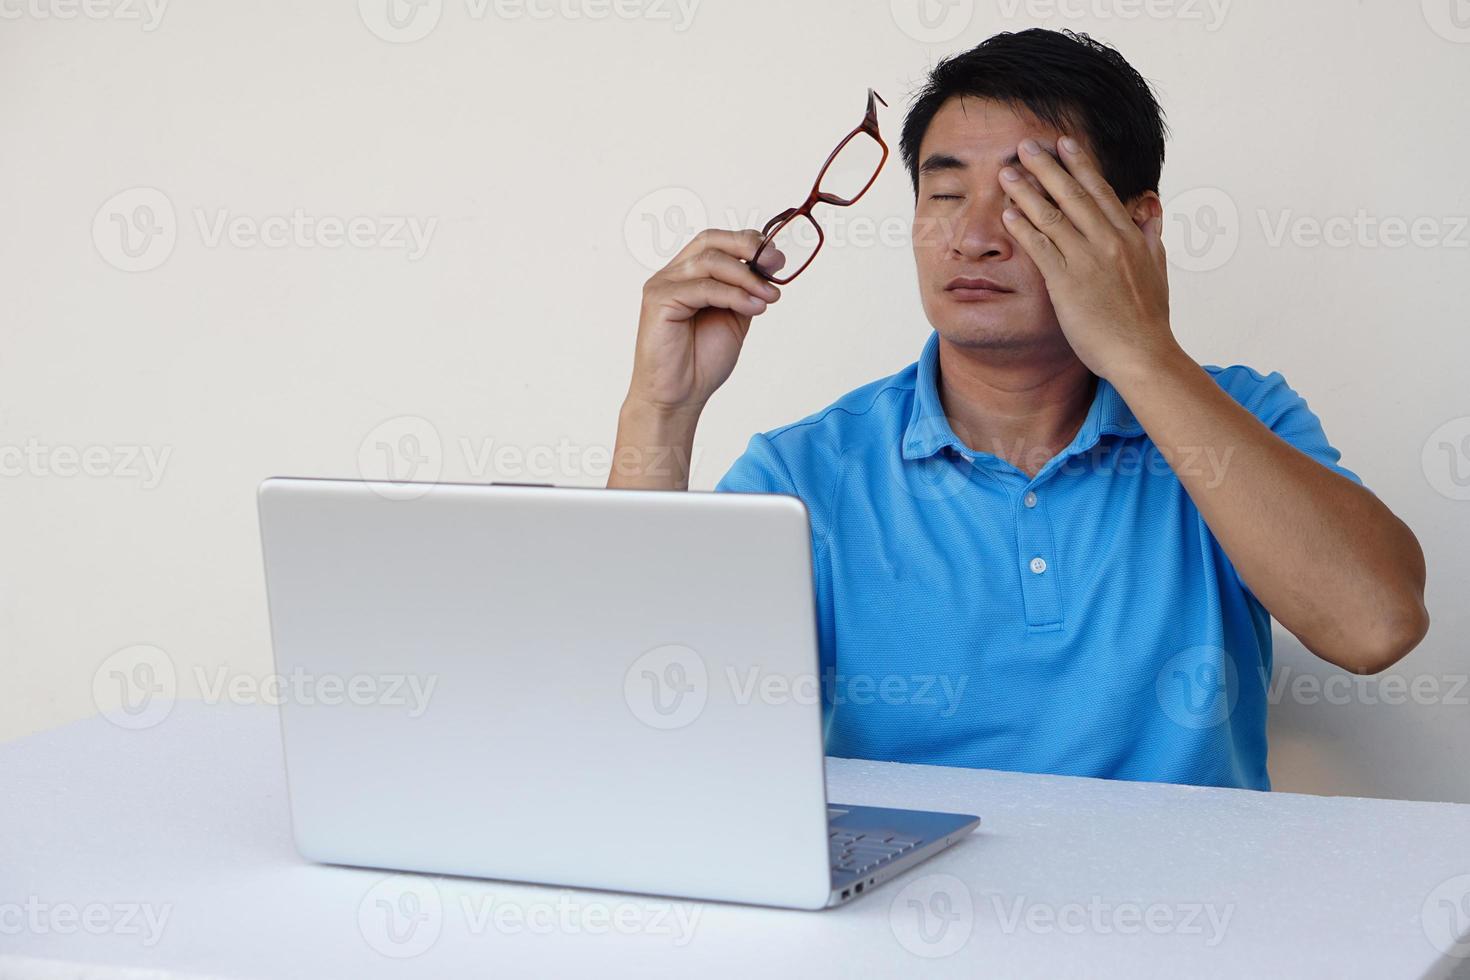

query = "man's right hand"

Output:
[[610, 229, 782, 490], [627, 228, 782, 413]]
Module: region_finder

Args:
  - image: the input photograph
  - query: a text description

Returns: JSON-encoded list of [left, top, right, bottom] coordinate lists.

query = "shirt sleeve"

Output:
[[714, 433, 800, 496], [1213, 365, 1366, 489], [1208, 366, 1369, 613], [715, 433, 838, 722]]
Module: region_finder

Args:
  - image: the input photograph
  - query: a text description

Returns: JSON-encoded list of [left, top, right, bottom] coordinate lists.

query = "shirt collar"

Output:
[[901, 330, 1144, 463]]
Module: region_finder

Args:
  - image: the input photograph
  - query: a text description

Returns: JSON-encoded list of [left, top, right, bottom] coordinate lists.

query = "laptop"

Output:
[[256, 477, 979, 909]]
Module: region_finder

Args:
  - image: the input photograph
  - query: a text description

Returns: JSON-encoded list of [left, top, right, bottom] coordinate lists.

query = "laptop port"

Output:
[[841, 888, 850, 900], [854, 883, 864, 894]]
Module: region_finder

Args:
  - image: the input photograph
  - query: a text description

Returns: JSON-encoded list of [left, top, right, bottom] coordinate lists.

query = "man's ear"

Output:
[[1129, 191, 1164, 238]]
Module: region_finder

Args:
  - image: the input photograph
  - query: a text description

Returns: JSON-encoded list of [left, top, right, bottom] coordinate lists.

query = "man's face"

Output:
[[911, 96, 1084, 355]]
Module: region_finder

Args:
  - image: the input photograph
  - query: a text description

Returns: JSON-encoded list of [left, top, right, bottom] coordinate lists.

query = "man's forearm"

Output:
[[607, 398, 702, 491], [1112, 348, 1429, 674]]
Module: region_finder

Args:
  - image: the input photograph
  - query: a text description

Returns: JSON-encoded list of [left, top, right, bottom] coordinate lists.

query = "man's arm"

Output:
[[1111, 351, 1428, 674], [999, 135, 1428, 674], [610, 400, 703, 490], [608, 228, 781, 491]]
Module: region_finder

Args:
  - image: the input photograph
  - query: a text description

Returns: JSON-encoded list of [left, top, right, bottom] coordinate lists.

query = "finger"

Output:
[[1001, 207, 1066, 278], [753, 244, 788, 280], [657, 277, 770, 320], [667, 228, 764, 268], [1001, 163, 1087, 258], [1016, 139, 1115, 243], [681, 247, 781, 302], [1055, 136, 1138, 235]]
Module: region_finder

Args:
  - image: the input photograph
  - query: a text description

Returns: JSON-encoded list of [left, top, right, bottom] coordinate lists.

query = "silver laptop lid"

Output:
[[258, 478, 834, 908]]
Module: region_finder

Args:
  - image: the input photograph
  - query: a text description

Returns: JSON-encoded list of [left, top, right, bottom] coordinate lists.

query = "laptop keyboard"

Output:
[[829, 827, 923, 877]]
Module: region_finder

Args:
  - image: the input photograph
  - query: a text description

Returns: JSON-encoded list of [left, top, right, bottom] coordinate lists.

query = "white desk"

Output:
[[3, 702, 1468, 979]]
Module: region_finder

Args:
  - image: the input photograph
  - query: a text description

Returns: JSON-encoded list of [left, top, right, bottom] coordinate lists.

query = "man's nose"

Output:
[[946, 190, 1013, 261]]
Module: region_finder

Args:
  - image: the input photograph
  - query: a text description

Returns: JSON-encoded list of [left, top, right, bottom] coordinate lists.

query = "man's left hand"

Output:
[[1000, 136, 1177, 382]]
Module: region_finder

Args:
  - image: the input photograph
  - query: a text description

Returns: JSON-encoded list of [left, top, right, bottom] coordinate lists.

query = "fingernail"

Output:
[[1000, 166, 1021, 181], [1061, 136, 1080, 154], [1003, 208, 1022, 222], [1021, 138, 1041, 155]]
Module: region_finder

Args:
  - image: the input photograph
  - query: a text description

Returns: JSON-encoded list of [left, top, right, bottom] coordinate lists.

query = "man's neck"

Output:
[[936, 337, 1098, 478]]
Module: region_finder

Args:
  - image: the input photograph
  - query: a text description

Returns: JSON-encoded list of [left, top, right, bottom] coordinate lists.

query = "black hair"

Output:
[[900, 29, 1168, 202]]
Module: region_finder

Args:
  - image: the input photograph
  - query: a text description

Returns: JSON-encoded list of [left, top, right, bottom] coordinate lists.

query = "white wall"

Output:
[[2, 0, 1466, 802]]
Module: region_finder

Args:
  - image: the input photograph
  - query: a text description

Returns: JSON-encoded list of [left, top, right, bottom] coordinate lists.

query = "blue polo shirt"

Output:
[[715, 330, 1362, 790]]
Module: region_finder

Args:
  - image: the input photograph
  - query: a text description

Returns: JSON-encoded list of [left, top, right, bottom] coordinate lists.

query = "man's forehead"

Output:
[[919, 95, 1064, 158]]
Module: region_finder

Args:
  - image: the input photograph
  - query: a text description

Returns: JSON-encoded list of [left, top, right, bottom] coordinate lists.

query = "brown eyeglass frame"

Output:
[[750, 88, 889, 285]]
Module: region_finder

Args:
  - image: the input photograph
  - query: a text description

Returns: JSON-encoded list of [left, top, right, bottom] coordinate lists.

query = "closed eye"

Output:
[[929, 194, 963, 201]]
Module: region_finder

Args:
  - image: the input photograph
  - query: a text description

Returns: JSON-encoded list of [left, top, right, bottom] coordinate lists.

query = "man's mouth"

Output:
[[944, 276, 1014, 301]]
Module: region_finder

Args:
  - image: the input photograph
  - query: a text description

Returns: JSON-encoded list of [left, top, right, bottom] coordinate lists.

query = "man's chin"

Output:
[[923, 294, 1063, 353], [933, 317, 1053, 352]]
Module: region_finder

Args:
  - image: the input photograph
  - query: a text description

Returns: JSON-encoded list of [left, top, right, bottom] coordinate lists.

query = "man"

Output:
[[608, 29, 1428, 790]]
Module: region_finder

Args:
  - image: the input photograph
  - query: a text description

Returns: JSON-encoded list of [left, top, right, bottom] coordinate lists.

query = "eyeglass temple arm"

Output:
[[864, 88, 888, 131]]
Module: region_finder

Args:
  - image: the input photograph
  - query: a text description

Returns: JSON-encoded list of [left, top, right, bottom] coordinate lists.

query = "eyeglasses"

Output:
[[750, 88, 889, 285]]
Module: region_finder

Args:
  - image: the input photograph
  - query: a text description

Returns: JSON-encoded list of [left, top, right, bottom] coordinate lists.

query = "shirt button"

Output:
[[1029, 557, 1048, 574], [1023, 491, 1038, 508]]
